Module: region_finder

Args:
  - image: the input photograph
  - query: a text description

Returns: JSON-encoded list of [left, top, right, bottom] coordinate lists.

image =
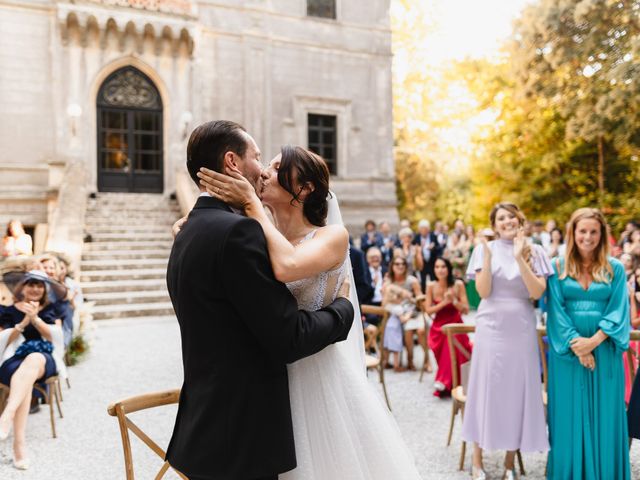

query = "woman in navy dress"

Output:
[[0, 270, 64, 470]]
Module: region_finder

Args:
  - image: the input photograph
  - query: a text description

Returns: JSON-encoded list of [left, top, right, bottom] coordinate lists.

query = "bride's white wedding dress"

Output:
[[282, 230, 422, 480]]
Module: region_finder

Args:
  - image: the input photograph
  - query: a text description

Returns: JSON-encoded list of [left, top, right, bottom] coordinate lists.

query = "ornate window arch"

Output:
[[97, 66, 164, 193], [98, 66, 162, 110]]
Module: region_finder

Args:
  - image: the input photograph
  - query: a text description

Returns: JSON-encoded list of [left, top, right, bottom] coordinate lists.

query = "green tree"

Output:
[[459, 0, 640, 232], [511, 0, 640, 203]]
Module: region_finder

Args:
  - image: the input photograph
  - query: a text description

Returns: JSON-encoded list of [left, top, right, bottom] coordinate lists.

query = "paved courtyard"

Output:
[[1, 316, 640, 479]]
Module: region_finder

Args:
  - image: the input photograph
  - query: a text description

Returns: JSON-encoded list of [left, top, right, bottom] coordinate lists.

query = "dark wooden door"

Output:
[[97, 67, 163, 193]]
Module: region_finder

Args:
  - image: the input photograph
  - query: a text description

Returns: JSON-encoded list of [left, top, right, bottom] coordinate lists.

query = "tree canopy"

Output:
[[392, 0, 640, 232]]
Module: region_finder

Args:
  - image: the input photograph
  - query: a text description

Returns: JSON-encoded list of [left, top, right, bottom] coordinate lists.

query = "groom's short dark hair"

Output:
[[186, 120, 249, 186]]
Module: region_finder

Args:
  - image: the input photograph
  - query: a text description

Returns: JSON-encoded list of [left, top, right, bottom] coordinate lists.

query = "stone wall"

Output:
[[0, 0, 397, 233]]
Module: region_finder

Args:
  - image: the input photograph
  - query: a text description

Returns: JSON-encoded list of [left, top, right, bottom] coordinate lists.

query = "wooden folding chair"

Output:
[[537, 327, 549, 408], [442, 323, 474, 469], [0, 375, 63, 438], [107, 389, 187, 480], [443, 323, 525, 475], [417, 299, 433, 383], [361, 304, 392, 411]]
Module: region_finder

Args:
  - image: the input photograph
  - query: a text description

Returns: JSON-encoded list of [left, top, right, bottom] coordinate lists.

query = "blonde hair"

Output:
[[39, 253, 61, 279], [560, 208, 612, 283], [489, 202, 533, 268], [398, 227, 414, 240]]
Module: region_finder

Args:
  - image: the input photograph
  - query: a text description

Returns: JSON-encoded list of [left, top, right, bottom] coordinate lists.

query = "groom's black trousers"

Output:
[[254, 476, 277, 480]]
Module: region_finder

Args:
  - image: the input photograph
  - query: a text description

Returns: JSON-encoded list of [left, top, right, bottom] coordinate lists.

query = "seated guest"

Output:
[[0, 270, 67, 470], [413, 220, 436, 292], [347, 238, 378, 353], [349, 238, 373, 307], [2, 220, 32, 258], [366, 247, 386, 308], [363, 247, 385, 351], [424, 257, 471, 397], [382, 282, 414, 372], [55, 253, 84, 310], [360, 220, 384, 253], [397, 227, 423, 280], [382, 255, 426, 371], [379, 221, 398, 268], [39, 255, 74, 347]]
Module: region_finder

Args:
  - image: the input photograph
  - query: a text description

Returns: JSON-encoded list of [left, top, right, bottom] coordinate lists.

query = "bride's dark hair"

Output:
[[277, 145, 331, 227]]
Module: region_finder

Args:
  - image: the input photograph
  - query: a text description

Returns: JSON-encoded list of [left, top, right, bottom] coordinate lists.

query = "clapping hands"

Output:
[[14, 301, 38, 320], [443, 288, 455, 304], [480, 235, 492, 258], [513, 228, 526, 259]]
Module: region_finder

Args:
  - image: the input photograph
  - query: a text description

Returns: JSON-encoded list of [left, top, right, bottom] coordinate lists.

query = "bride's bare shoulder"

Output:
[[314, 224, 349, 247]]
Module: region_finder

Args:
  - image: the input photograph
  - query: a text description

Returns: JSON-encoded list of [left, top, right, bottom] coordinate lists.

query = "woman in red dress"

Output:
[[425, 257, 472, 397]]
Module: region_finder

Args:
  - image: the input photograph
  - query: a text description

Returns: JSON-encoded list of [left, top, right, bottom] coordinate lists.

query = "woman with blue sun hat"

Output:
[[0, 269, 67, 470]]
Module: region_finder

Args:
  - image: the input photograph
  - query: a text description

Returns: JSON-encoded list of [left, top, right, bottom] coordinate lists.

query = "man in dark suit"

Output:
[[165, 120, 354, 480], [359, 220, 384, 253], [349, 237, 373, 306], [413, 219, 437, 292]]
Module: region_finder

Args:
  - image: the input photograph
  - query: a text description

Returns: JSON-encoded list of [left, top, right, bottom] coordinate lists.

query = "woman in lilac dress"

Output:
[[462, 203, 551, 480]]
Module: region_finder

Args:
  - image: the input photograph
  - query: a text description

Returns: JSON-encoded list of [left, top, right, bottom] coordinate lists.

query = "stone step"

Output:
[[84, 225, 175, 234], [82, 249, 170, 260], [87, 203, 180, 209], [87, 232, 174, 242], [86, 203, 179, 210], [82, 240, 174, 251], [85, 290, 171, 306], [84, 214, 179, 223], [85, 217, 178, 225], [81, 258, 168, 271], [80, 267, 166, 282], [81, 193, 179, 320], [98, 315, 176, 326], [88, 194, 179, 204], [81, 278, 167, 294], [92, 302, 175, 320]]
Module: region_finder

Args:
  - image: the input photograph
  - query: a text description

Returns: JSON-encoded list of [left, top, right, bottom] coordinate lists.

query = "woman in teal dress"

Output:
[[547, 208, 630, 480]]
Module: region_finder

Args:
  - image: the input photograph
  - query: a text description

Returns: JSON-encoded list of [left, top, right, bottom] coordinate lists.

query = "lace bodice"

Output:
[[285, 230, 349, 311]]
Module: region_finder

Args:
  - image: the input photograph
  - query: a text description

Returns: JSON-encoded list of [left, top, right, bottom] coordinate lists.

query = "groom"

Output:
[[165, 120, 355, 480]]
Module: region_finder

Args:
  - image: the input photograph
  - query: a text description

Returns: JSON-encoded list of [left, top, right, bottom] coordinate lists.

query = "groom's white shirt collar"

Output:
[[199, 191, 243, 215]]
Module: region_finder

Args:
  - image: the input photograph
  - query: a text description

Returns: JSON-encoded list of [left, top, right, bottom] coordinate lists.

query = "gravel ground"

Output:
[[1, 315, 639, 479]]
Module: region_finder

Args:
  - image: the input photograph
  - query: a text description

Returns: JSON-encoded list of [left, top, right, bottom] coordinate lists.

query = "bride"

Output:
[[195, 144, 422, 480]]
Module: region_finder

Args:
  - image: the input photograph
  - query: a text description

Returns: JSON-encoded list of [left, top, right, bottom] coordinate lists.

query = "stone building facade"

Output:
[[0, 0, 398, 236]]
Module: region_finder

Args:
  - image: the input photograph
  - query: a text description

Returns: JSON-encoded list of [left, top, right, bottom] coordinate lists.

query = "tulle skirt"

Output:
[[281, 343, 422, 480]]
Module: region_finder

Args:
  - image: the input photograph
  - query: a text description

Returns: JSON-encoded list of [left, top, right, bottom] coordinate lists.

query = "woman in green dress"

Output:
[[547, 208, 630, 479]]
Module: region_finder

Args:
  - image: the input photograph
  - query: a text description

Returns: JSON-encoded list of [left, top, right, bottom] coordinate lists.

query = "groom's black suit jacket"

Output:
[[165, 196, 354, 480]]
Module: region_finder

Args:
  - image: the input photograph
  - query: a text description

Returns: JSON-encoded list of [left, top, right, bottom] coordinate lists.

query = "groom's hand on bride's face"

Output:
[[197, 167, 256, 210], [172, 216, 188, 239], [337, 276, 351, 300]]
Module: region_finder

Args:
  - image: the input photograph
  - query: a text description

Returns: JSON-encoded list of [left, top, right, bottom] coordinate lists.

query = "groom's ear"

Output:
[[222, 151, 238, 175]]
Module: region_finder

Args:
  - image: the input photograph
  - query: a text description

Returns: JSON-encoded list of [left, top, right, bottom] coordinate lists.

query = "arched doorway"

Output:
[[97, 66, 163, 193]]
